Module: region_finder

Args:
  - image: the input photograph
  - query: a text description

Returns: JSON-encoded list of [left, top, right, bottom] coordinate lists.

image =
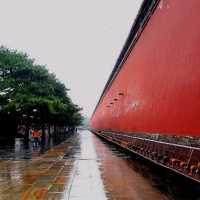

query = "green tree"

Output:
[[0, 46, 83, 140]]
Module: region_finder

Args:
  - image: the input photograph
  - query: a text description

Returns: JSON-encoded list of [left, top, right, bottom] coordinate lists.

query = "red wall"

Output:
[[91, 0, 200, 137]]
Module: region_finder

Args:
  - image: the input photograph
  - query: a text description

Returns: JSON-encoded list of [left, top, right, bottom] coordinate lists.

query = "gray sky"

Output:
[[0, 0, 142, 117]]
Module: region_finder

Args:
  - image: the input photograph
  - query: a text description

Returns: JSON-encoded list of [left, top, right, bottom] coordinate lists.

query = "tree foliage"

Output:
[[0, 46, 83, 139]]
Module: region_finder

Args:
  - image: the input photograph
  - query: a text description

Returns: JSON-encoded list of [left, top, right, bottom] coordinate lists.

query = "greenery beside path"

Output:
[[0, 46, 83, 141]]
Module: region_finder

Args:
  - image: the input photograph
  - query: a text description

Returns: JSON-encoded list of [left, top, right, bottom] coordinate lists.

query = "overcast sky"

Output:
[[0, 0, 142, 117]]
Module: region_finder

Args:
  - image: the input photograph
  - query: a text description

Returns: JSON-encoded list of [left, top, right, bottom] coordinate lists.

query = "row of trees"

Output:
[[0, 46, 83, 141]]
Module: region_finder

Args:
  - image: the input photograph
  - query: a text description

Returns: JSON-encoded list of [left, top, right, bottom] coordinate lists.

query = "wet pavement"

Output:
[[0, 136, 70, 160], [0, 131, 200, 199]]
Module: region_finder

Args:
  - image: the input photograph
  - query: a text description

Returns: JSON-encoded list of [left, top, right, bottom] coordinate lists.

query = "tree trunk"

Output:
[[24, 123, 30, 144], [53, 124, 56, 138], [48, 124, 51, 139], [41, 123, 45, 143], [13, 121, 18, 138]]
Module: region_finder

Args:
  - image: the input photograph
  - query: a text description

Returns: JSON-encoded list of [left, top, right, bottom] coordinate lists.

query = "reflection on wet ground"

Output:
[[0, 131, 200, 199], [94, 134, 200, 200], [0, 134, 80, 200], [0, 136, 70, 160], [67, 131, 106, 200], [94, 137, 169, 200]]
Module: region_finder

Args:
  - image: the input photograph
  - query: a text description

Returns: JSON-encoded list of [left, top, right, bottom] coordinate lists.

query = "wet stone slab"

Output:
[[0, 135, 78, 200]]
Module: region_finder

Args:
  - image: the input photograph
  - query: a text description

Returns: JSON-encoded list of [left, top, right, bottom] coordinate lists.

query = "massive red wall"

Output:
[[91, 0, 200, 137]]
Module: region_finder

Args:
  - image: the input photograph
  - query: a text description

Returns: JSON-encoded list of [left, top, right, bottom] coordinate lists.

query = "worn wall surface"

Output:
[[91, 0, 200, 137]]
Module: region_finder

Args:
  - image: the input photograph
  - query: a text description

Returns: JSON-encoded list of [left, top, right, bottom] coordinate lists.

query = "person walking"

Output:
[[32, 129, 40, 147]]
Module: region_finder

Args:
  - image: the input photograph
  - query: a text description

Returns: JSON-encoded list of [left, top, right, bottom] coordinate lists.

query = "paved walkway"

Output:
[[0, 136, 75, 200], [0, 132, 106, 200], [67, 132, 106, 200], [0, 131, 199, 200]]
